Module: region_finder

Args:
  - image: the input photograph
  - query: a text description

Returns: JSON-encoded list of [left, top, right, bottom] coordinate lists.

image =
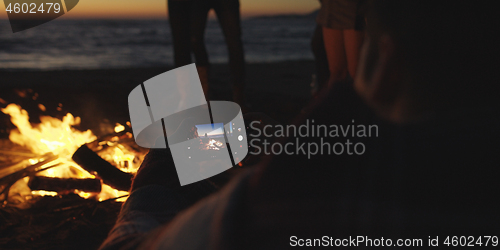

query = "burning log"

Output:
[[0, 149, 39, 158], [72, 144, 133, 191], [28, 176, 102, 193], [0, 154, 60, 201]]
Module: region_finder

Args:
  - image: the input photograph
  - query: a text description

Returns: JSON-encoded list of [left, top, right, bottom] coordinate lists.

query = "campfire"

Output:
[[0, 101, 245, 248], [0, 103, 147, 207]]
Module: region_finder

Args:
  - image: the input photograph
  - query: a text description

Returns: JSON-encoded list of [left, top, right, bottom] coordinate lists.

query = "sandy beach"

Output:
[[0, 60, 317, 248]]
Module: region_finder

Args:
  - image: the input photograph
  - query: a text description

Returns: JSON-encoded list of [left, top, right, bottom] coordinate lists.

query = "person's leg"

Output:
[[342, 29, 364, 80], [212, 0, 246, 106], [322, 27, 348, 87], [190, 0, 211, 68], [167, 0, 192, 67], [190, 0, 212, 96], [311, 25, 330, 89]]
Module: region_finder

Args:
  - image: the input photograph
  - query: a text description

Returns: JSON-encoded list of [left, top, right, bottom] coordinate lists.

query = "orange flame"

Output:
[[1, 104, 138, 203]]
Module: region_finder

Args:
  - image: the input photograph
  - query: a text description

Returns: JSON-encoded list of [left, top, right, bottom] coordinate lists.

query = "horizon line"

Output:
[[0, 9, 318, 21]]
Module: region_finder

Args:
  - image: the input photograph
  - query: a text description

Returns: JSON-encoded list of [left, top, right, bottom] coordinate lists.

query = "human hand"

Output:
[[131, 135, 217, 205], [131, 144, 179, 191]]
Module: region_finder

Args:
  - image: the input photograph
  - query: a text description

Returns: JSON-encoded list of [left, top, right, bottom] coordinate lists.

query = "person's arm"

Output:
[[100, 111, 271, 250], [134, 169, 251, 250], [99, 148, 217, 250]]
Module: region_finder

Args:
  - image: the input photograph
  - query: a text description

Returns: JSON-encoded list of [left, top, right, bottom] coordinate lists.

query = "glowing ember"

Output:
[[114, 123, 125, 133], [1, 104, 141, 203], [38, 104, 46, 112]]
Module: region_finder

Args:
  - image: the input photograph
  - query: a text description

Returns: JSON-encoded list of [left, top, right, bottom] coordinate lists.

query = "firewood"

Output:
[[72, 144, 132, 191], [28, 176, 102, 193], [0, 155, 60, 201]]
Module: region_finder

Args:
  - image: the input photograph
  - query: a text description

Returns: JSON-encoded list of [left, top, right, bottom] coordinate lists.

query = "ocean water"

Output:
[[0, 16, 316, 70]]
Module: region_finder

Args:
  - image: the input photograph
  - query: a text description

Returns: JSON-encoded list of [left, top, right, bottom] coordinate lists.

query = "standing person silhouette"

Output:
[[167, 0, 193, 68], [190, 0, 246, 107], [317, 0, 366, 87], [310, 24, 330, 95]]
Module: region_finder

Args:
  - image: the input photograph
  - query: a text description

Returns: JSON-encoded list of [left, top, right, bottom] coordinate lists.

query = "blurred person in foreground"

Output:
[[100, 1, 499, 249]]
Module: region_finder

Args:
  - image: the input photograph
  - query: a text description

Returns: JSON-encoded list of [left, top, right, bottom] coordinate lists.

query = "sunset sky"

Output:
[[1, 0, 320, 19]]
